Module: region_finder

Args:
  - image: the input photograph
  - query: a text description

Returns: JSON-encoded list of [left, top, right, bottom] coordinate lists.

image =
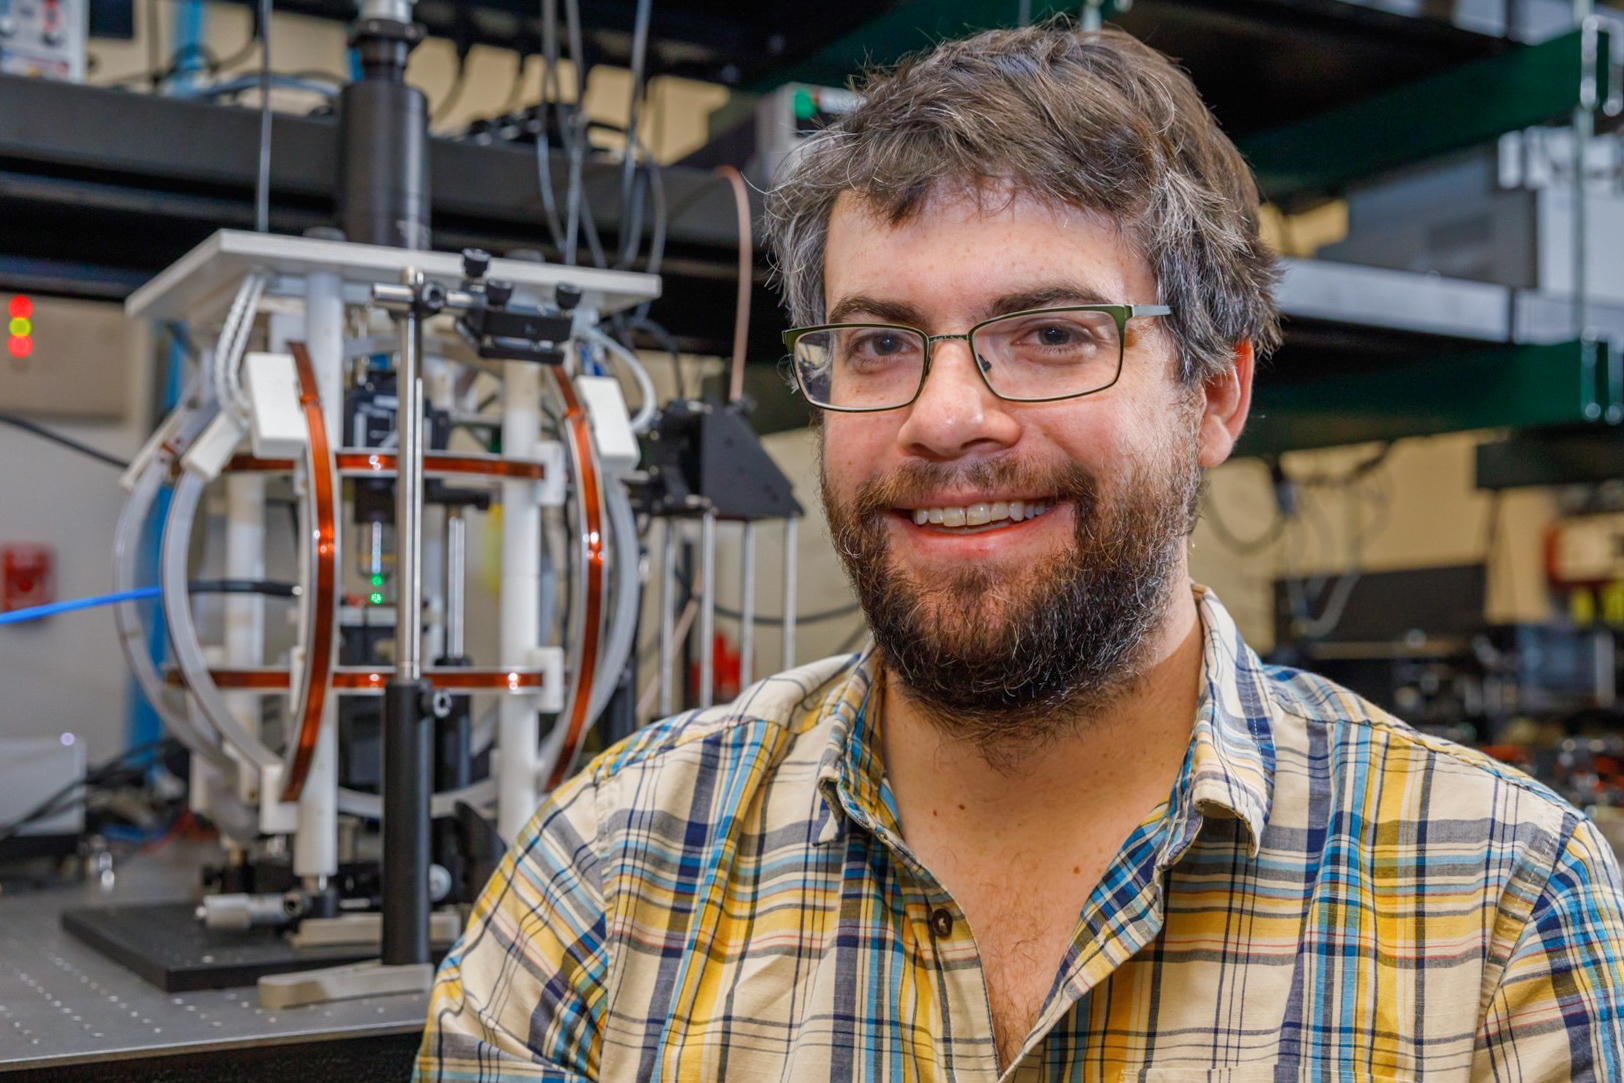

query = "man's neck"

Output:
[[878, 584, 1206, 836]]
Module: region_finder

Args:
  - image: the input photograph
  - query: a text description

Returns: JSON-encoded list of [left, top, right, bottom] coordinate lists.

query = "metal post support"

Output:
[[446, 509, 467, 660], [422, 359, 452, 661], [382, 268, 431, 968], [781, 517, 798, 672], [699, 510, 717, 708], [1575, 8, 1596, 351], [739, 521, 756, 689], [658, 519, 677, 718], [336, 1, 430, 250]]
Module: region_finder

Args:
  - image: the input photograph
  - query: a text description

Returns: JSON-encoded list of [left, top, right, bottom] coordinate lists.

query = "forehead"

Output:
[[823, 188, 1155, 316]]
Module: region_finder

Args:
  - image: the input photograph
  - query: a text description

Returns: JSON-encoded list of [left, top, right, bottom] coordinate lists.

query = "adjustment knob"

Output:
[[554, 283, 583, 311], [461, 248, 492, 281], [485, 279, 515, 308]]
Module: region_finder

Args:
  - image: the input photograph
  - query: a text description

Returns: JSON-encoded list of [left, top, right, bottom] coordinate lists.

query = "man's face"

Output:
[[818, 190, 1219, 752]]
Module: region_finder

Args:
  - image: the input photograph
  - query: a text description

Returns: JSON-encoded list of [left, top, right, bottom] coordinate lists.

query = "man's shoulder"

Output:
[[580, 653, 863, 789], [1260, 661, 1586, 846]]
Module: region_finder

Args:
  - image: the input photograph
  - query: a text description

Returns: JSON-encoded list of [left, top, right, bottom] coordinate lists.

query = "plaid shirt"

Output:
[[417, 588, 1624, 1081]]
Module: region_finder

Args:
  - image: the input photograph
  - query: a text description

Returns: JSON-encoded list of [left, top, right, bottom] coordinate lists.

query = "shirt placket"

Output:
[[830, 774, 1004, 1083], [998, 805, 1184, 1082], [890, 827, 1005, 1083]]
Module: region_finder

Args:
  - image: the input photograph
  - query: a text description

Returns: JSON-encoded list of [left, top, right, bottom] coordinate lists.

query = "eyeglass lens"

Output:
[[793, 308, 1123, 410]]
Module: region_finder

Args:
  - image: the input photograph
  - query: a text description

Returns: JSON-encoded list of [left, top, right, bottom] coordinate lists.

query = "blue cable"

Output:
[[0, 587, 161, 626]]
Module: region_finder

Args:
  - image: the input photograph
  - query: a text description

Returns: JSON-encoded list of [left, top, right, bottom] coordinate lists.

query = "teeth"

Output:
[[904, 498, 1056, 529]]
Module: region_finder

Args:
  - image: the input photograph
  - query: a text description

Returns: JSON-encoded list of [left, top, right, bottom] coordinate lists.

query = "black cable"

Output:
[[0, 414, 129, 470], [190, 578, 301, 599], [561, 0, 590, 265], [667, 562, 861, 626], [535, 0, 567, 253], [1288, 442, 1394, 488], [1202, 495, 1288, 555], [0, 737, 181, 846], [577, 177, 610, 269], [634, 558, 864, 667], [620, 315, 683, 398], [618, 0, 653, 268], [211, 21, 264, 74]]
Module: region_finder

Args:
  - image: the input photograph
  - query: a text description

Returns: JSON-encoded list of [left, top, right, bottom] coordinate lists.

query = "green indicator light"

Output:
[[8, 317, 29, 337], [369, 592, 384, 605], [792, 88, 816, 121], [370, 574, 384, 587]]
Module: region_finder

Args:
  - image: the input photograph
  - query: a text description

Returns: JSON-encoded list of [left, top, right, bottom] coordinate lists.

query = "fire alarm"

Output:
[[2, 545, 54, 614]]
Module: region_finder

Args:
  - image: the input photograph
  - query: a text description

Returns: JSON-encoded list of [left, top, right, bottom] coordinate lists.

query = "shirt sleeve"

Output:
[[415, 768, 612, 1082], [1474, 815, 1624, 1082]]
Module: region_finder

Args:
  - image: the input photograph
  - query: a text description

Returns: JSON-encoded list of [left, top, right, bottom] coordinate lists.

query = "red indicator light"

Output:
[[7, 336, 32, 359], [7, 296, 31, 320]]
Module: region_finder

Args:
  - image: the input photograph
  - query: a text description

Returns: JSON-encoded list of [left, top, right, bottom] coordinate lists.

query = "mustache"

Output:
[[847, 458, 1100, 523]]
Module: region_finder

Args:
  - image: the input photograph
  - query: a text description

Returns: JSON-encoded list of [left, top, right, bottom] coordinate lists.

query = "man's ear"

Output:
[[1195, 341, 1254, 469]]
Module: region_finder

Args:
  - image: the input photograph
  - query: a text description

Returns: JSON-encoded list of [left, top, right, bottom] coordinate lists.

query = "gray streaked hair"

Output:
[[763, 23, 1282, 385]]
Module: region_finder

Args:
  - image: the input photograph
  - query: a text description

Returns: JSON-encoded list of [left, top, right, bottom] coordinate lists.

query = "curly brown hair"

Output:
[[763, 23, 1281, 385]]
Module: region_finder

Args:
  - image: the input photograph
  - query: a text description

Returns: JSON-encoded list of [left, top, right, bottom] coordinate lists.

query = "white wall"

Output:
[[1192, 433, 1558, 652], [0, 302, 154, 765]]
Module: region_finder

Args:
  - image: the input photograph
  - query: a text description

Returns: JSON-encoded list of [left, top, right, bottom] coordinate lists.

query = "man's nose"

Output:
[[895, 337, 1020, 458]]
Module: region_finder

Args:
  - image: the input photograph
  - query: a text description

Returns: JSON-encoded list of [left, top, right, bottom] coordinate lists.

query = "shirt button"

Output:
[[929, 907, 954, 938]]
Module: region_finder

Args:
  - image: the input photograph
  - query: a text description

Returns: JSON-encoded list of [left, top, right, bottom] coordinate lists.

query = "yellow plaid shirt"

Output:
[[418, 588, 1624, 1081]]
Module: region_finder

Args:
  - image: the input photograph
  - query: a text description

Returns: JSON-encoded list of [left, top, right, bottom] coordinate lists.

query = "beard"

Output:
[[821, 425, 1202, 763]]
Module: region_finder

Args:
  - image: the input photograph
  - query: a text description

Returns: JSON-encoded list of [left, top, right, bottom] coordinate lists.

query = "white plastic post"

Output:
[[498, 361, 544, 841], [292, 273, 343, 882]]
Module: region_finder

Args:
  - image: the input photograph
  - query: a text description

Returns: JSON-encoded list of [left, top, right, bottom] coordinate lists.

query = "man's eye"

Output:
[[851, 331, 913, 357], [861, 333, 907, 354]]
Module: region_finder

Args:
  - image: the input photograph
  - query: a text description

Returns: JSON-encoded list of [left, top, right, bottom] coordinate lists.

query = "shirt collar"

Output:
[[812, 586, 1275, 858], [813, 651, 884, 846], [1177, 585, 1275, 859]]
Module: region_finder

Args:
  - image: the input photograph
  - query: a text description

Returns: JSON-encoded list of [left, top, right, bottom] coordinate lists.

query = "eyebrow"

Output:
[[982, 282, 1114, 318], [824, 281, 1117, 328], [825, 295, 927, 326]]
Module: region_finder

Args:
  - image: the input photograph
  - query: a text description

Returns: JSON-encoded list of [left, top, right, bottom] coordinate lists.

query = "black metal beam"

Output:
[[1477, 427, 1624, 490], [208, 0, 891, 87], [0, 73, 780, 359]]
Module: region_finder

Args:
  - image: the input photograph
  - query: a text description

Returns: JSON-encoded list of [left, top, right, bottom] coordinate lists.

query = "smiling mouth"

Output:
[[901, 498, 1058, 532]]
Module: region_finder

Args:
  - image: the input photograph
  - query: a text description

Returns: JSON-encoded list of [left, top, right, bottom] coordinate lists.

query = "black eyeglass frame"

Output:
[[780, 303, 1174, 413]]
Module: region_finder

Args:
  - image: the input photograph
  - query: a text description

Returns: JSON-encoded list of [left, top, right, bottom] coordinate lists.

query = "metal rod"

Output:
[[658, 518, 676, 718], [699, 510, 716, 708], [394, 274, 425, 681], [382, 266, 430, 968], [446, 509, 466, 660], [1573, 40, 1594, 347], [782, 517, 798, 672], [739, 521, 755, 689]]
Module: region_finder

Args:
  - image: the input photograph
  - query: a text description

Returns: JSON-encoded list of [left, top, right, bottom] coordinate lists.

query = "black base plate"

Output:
[[61, 901, 380, 992]]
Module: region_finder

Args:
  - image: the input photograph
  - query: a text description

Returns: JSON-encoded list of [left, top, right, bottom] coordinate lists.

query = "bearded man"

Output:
[[418, 23, 1624, 1081]]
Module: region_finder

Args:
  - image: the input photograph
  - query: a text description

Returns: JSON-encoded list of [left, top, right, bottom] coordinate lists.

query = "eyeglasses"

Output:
[[782, 304, 1172, 413]]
